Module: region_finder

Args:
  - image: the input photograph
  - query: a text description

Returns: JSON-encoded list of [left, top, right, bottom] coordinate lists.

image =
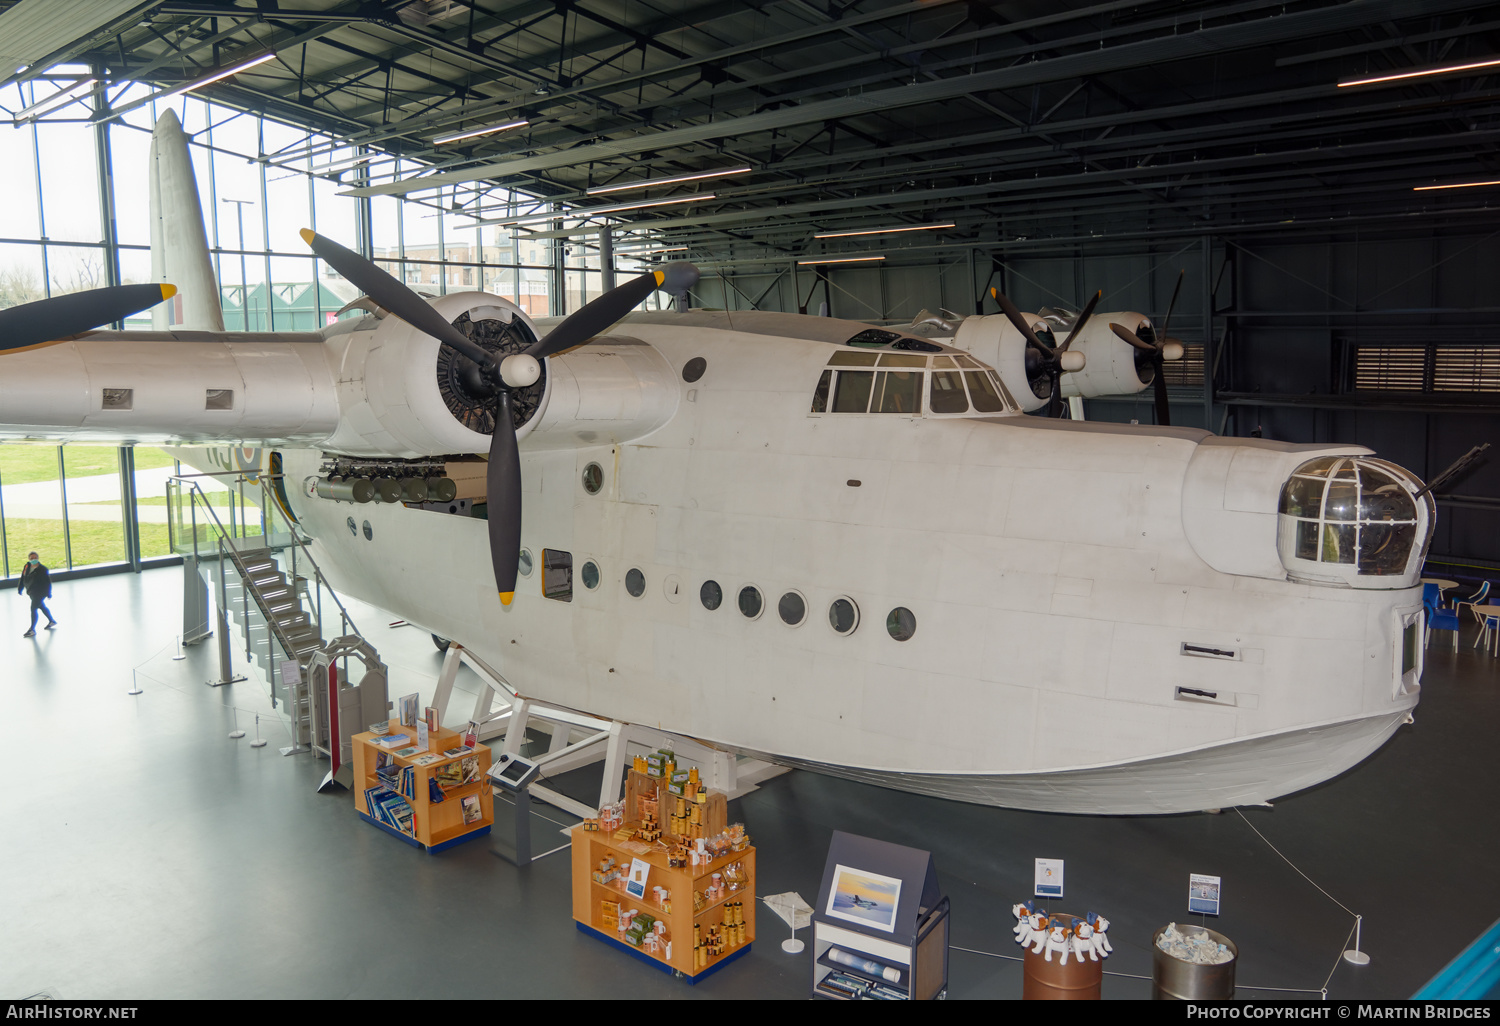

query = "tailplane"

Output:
[[148, 110, 224, 331]]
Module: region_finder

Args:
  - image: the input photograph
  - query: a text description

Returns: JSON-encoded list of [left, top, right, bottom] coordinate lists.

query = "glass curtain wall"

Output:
[[0, 67, 659, 578]]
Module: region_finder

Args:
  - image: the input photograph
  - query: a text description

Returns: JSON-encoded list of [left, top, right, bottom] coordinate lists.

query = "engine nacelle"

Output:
[[1058, 313, 1156, 399], [952, 313, 1052, 413]]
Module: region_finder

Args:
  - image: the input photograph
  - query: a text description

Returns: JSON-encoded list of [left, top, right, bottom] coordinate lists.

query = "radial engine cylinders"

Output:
[[312, 458, 459, 505]]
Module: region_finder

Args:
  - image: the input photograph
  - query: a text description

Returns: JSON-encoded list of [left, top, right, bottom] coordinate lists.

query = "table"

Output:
[[1472, 605, 1500, 657], [1422, 577, 1460, 591]]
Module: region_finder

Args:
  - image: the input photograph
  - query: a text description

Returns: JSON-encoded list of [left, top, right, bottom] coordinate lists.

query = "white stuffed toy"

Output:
[[1085, 912, 1112, 957], [1013, 901, 1037, 946], [1072, 919, 1098, 961], [1043, 921, 1072, 964], [1028, 914, 1051, 955]]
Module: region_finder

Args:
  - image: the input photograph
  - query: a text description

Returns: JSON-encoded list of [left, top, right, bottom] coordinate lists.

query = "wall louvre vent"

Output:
[[1353, 346, 1426, 393], [1432, 346, 1500, 393]]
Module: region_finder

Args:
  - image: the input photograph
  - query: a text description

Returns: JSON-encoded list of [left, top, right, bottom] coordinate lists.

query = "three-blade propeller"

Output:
[[992, 287, 1098, 417], [300, 228, 698, 606], [0, 283, 177, 352], [1109, 269, 1186, 427]]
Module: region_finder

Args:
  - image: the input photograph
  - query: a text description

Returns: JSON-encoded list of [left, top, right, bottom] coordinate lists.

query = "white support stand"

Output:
[[128, 670, 143, 696], [1343, 915, 1370, 966], [430, 643, 792, 822], [228, 707, 245, 739], [249, 714, 267, 748], [172, 635, 186, 661]]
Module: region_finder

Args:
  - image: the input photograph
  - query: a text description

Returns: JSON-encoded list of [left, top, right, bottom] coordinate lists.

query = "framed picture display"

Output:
[[1034, 858, 1064, 898], [825, 864, 902, 933], [1189, 873, 1221, 916]]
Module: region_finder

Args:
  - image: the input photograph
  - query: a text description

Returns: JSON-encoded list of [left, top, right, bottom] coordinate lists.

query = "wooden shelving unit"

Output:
[[352, 719, 493, 853], [571, 823, 756, 982]]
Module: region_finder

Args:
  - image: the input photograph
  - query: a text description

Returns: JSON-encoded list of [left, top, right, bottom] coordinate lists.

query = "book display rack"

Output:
[[352, 720, 493, 853]]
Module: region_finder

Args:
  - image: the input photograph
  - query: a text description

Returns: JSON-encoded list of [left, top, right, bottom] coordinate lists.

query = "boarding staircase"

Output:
[[170, 471, 375, 754]]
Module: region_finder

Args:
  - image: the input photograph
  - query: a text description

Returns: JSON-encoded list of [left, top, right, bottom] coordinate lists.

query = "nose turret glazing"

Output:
[[1277, 456, 1433, 587]]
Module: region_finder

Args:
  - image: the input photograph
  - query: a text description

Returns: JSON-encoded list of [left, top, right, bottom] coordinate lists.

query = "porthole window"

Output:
[[518, 548, 534, 577], [682, 356, 707, 382], [886, 606, 916, 642], [581, 560, 601, 590], [778, 591, 807, 626], [701, 580, 723, 610], [582, 462, 604, 494], [625, 568, 646, 598], [362, 520, 373, 541], [738, 585, 763, 620], [829, 597, 860, 635], [346, 516, 357, 536]]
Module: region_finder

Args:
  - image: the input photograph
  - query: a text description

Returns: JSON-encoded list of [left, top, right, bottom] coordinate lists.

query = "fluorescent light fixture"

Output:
[[480, 192, 715, 228], [1413, 179, 1500, 191], [310, 153, 394, 173], [1338, 56, 1500, 88], [797, 255, 886, 265], [813, 222, 954, 239], [434, 119, 529, 145], [156, 51, 278, 103], [15, 77, 96, 120], [619, 246, 689, 255], [103, 52, 278, 121], [586, 166, 752, 195]]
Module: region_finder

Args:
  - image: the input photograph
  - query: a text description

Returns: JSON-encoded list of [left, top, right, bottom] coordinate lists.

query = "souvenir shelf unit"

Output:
[[570, 767, 755, 983], [811, 830, 950, 1000], [352, 720, 493, 853]]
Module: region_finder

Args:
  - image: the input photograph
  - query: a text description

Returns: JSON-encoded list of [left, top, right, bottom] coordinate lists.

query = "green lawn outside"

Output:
[[0, 518, 176, 573], [0, 444, 176, 485]]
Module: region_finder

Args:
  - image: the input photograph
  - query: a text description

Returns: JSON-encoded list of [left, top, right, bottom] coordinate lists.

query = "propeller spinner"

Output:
[[300, 228, 698, 606]]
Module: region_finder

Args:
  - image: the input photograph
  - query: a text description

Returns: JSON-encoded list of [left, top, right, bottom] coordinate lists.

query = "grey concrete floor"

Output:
[[2, 565, 1496, 1000]]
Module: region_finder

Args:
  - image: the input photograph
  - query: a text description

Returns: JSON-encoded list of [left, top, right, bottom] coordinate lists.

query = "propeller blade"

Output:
[[487, 391, 523, 606], [1110, 322, 1156, 354], [299, 228, 498, 373], [1059, 289, 1101, 350], [0, 283, 176, 352], [991, 287, 1053, 358], [1153, 353, 1171, 427], [1160, 269, 1185, 342], [528, 263, 699, 361]]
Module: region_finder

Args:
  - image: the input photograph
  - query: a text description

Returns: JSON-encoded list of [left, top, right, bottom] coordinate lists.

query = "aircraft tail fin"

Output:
[[148, 110, 224, 332]]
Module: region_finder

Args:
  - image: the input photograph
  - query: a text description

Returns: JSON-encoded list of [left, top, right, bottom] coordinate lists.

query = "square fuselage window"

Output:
[[543, 548, 573, 601]]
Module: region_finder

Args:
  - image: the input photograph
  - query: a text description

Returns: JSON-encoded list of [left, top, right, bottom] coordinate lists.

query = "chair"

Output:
[[1425, 585, 1461, 653], [1478, 609, 1500, 657], [1456, 580, 1491, 623]]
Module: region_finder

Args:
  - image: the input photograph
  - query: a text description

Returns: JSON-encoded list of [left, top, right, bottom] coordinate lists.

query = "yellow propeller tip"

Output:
[[499, 591, 514, 606], [653, 271, 666, 286], [159, 283, 177, 300], [299, 228, 316, 245]]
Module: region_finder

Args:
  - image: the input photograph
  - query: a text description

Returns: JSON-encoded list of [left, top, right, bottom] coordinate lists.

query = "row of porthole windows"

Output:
[[517, 547, 915, 641]]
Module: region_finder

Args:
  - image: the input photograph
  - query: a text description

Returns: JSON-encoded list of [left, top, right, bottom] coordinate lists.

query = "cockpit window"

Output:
[[1277, 456, 1428, 579], [930, 370, 969, 413], [846, 328, 901, 348], [873, 371, 922, 414], [878, 353, 926, 368], [966, 371, 1007, 413], [811, 369, 831, 413], [829, 351, 878, 366], [832, 370, 875, 412]]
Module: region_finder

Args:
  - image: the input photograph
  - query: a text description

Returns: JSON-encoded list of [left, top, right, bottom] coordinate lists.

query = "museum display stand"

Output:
[[352, 720, 493, 853], [570, 776, 755, 983], [811, 830, 949, 1000]]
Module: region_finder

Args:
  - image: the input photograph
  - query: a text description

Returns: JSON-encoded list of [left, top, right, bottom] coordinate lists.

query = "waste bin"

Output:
[[1152, 924, 1237, 1000]]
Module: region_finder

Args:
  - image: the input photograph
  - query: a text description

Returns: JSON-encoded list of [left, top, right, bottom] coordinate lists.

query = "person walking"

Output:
[[19, 551, 56, 638]]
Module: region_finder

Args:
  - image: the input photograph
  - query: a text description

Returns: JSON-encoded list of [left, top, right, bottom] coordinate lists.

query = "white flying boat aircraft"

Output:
[[0, 113, 1434, 814]]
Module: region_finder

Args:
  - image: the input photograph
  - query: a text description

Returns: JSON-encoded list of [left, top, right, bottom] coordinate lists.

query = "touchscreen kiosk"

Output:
[[488, 752, 541, 792]]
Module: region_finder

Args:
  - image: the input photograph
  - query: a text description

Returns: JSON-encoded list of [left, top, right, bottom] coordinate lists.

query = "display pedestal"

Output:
[[571, 822, 755, 983], [811, 830, 949, 1000], [352, 720, 492, 853], [1022, 914, 1102, 1000]]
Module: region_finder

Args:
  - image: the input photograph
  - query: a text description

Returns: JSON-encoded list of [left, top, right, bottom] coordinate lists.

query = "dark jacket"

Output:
[[19, 562, 51, 601]]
